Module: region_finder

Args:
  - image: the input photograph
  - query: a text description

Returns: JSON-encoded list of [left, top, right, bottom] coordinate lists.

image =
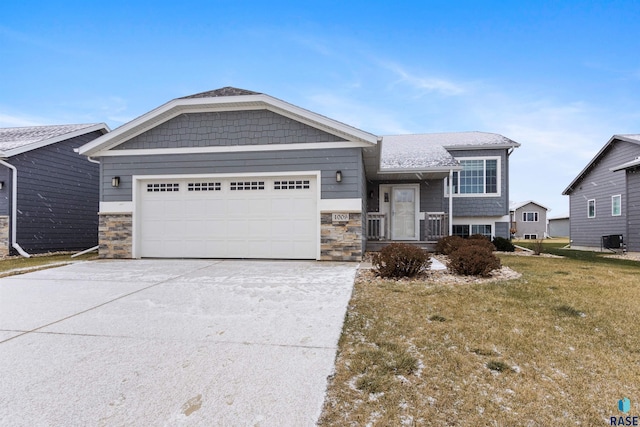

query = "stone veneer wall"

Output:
[[98, 213, 132, 259], [0, 216, 9, 257], [320, 213, 362, 261]]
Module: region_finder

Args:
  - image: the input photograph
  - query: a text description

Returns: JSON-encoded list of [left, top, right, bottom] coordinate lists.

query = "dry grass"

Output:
[[0, 252, 97, 277], [320, 254, 640, 426]]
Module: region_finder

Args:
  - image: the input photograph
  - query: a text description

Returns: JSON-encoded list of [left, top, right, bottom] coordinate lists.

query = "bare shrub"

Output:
[[372, 243, 431, 278], [447, 245, 501, 277], [435, 235, 465, 255]]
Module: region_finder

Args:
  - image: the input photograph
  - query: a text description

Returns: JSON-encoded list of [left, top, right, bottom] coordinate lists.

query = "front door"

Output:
[[391, 186, 419, 240]]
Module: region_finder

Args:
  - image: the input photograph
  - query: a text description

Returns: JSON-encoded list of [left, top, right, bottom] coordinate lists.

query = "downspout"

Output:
[[0, 159, 31, 257], [448, 168, 453, 236]]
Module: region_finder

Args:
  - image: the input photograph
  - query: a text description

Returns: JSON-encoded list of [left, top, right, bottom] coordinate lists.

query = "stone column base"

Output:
[[0, 216, 9, 257], [98, 213, 133, 259], [320, 212, 363, 261]]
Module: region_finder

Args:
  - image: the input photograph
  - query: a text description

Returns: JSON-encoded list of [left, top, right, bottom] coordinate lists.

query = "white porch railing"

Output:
[[366, 212, 449, 242], [426, 212, 448, 242], [366, 213, 386, 240]]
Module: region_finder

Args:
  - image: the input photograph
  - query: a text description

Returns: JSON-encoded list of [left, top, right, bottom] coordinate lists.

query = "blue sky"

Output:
[[2, 1, 640, 215]]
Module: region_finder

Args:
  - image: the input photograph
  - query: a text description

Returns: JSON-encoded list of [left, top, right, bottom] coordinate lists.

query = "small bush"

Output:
[[486, 360, 512, 373], [447, 245, 501, 277], [372, 243, 432, 278], [435, 235, 465, 255], [532, 239, 545, 255], [492, 236, 515, 252]]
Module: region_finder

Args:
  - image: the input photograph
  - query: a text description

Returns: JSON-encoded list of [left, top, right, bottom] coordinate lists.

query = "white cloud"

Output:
[[383, 62, 465, 96], [0, 111, 48, 127]]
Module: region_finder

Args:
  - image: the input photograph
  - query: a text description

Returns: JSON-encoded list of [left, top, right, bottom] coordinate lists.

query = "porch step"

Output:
[[366, 241, 437, 252]]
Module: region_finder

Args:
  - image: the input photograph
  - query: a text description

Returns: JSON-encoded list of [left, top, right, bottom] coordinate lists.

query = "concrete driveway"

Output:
[[0, 259, 357, 426]]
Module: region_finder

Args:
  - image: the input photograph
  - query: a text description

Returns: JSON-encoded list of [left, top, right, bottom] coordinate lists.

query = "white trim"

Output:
[[2, 123, 109, 157], [444, 156, 502, 198], [99, 201, 134, 213], [130, 171, 322, 259], [94, 140, 371, 157], [319, 198, 362, 212], [522, 211, 539, 222], [612, 194, 622, 216], [78, 94, 378, 156]]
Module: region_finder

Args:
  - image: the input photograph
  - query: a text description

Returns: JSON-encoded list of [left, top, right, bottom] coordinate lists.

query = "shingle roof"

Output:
[[178, 87, 261, 99], [0, 124, 101, 152], [380, 132, 520, 171]]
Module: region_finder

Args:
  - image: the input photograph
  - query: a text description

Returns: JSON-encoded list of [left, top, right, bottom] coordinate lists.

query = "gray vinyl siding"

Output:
[[627, 168, 640, 252], [101, 148, 363, 201], [9, 131, 101, 253], [448, 149, 510, 216], [568, 140, 639, 248], [115, 111, 347, 150], [495, 222, 510, 239], [513, 203, 548, 238], [366, 179, 445, 213], [0, 165, 12, 216]]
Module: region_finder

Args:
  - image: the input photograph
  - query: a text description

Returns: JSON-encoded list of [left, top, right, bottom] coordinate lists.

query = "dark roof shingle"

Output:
[[179, 87, 261, 99]]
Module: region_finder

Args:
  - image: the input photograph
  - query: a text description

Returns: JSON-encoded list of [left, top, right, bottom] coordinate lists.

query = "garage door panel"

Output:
[[138, 176, 318, 259]]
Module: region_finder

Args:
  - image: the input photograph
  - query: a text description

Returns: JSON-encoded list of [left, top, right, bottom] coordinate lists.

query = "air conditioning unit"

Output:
[[602, 234, 624, 249]]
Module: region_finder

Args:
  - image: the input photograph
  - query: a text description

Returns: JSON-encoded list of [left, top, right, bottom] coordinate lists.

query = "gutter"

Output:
[[0, 159, 31, 257], [448, 169, 454, 236]]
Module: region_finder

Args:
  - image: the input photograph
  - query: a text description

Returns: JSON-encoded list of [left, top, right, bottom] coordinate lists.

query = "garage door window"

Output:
[[147, 183, 180, 192], [230, 181, 265, 191], [274, 180, 310, 190], [188, 182, 221, 191]]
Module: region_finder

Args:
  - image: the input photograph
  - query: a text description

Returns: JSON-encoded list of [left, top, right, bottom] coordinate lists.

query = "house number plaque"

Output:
[[332, 213, 350, 222]]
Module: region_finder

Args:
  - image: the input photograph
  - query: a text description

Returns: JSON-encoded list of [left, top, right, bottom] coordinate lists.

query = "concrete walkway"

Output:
[[0, 259, 357, 426]]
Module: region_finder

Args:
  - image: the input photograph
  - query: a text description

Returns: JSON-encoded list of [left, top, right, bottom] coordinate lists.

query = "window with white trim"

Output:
[[612, 195, 621, 216], [230, 181, 265, 191], [522, 212, 539, 222], [451, 224, 492, 238], [445, 157, 500, 196], [524, 234, 538, 240], [588, 199, 596, 218], [147, 183, 180, 192]]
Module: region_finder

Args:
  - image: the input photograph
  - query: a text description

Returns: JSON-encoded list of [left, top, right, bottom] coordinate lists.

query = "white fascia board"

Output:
[[6, 123, 110, 158], [96, 140, 373, 157], [79, 94, 379, 157], [99, 201, 134, 213], [377, 165, 462, 174], [444, 143, 521, 151], [319, 198, 362, 212]]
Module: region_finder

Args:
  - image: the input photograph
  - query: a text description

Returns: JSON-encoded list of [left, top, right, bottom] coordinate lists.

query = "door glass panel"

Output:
[[392, 188, 416, 239]]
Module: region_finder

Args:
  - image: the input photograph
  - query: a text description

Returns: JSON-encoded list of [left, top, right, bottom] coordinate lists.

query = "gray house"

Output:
[[509, 200, 549, 239], [0, 123, 109, 256], [79, 87, 520, 261], [563, 134, 640, 252]]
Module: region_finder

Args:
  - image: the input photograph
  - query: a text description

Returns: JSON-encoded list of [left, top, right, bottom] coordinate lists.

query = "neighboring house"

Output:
[[563, 134, 640, 252], [0, 123, 109, 256], [509, 200, 549, 239], [78, 87, 520, 261], [548, 215, 570, 238]]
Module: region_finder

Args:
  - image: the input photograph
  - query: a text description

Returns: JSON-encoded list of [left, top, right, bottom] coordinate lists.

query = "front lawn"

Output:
[[320, 253, 640, 425], [0, 252, 97, 277]]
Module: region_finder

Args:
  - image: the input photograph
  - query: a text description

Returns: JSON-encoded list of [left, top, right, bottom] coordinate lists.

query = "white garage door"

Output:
[[138, 176, 318, 259]]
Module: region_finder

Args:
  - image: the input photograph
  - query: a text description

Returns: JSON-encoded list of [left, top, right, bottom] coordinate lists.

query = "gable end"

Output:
[[114, 110, 347, 151]]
